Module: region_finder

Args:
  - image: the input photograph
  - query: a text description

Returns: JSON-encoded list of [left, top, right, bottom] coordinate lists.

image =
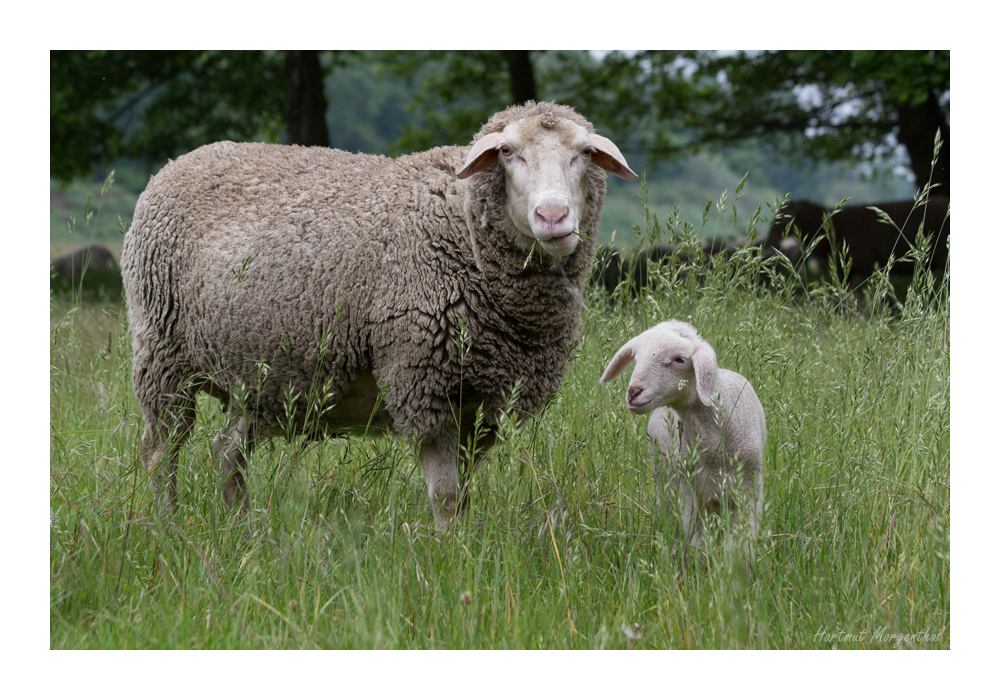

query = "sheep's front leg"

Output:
[[419, 435, 463, 532]]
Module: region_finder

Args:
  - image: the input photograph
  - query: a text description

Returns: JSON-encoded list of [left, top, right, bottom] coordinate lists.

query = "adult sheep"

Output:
[[121, 101, 637, 530], [763, 196, 950, 278]]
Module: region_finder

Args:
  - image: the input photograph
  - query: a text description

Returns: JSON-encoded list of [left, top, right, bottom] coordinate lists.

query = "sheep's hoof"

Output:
[[433, 511, 458, 534], [431, 496, 463, 534], [431, 489, 469, 534]]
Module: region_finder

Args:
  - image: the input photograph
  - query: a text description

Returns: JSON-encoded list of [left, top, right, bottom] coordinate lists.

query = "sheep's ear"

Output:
[[600, 341, 636, 384], [457, 133, 505, 179], [692, 342, 719, 406], [589, 134, 638, 181]]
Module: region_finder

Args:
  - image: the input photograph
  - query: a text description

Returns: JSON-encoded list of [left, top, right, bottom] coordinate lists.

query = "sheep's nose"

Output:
[[534, 203, 569, 228], [627, 386, 643, 403]]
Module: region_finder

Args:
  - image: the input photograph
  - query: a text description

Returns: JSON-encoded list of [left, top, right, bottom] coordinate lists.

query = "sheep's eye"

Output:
[[581, 146, 594, 157], [674, 356, 687, 364], [499, 145, 513, 157]]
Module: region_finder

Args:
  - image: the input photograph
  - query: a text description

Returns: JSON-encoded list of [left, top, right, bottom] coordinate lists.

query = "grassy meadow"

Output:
[[49, 189, 949, 650]]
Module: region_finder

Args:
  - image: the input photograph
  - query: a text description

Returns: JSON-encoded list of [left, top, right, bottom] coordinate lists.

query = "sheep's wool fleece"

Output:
[[122, 102, 606, 442]]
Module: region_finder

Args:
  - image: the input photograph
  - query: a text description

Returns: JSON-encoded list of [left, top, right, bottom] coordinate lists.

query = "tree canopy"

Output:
[[50, 50, 949, 195], [51, 50, 284, 182], [689, 51, 950, 196]]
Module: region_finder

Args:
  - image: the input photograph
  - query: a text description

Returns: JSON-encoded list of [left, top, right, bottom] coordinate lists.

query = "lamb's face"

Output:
[[622, 333, 698, 414], [456, 112, 636, 258], [600, 321, 717, 414]]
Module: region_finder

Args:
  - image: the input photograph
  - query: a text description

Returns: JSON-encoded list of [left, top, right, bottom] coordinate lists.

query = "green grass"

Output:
[[49, 193, 949, 650]]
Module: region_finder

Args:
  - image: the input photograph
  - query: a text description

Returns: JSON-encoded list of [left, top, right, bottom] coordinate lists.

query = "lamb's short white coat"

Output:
[[600, 320, 766, 554]]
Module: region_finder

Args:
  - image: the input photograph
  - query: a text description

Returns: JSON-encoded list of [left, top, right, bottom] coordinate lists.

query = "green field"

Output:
[[49, 191, 949, 650]]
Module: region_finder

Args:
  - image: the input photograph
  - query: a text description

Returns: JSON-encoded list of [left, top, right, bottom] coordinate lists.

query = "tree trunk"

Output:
[[503, 51, 537, 105], [896, 93, 949, 198], [284, 50, 330, 147]]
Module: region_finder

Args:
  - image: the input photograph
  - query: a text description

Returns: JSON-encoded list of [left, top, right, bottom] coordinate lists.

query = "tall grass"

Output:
[[49, 189, 949, 649]]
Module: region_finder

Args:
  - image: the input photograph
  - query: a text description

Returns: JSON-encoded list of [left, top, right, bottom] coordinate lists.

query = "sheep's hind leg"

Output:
[[138, 390, 196, 511], [212, 416, 255, 513], [456, 418, 496, 515]]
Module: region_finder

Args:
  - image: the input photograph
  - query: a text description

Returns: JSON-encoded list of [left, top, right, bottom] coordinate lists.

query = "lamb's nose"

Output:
[[534, 203, 569, 228], [627, 386, 643, 403]]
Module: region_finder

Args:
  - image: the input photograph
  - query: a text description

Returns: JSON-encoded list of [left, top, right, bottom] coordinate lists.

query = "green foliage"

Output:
[[379, 50, 518, 152], [321, 55, 413, 155], [693, 50, 950, 161], [51, 51, 285, 182], [51, 50, 944, 197], [50, 191, 948, 649], [567, 50, 948, 193]]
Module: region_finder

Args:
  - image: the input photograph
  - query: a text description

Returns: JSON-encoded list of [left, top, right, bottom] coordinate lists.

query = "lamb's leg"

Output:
[[212, 416, 255, 512], [740, 474, 764, 558], [748, 472, 763, 540], [649, 413, 705, 550], [678, 482, 704, 549], [419, 434, 461, 532], [720, 471, 763, 558], [655, 467, 703, 552]]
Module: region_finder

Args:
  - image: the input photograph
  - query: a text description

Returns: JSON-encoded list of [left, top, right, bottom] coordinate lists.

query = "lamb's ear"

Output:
[[692, 341, 719, 406], [589, 134, 638, 181], [457, 132, 505, 179], [600, 341, 636, 384]]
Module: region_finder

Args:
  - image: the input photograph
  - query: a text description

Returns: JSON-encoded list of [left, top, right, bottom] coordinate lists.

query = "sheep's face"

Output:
[[600, 322, 719, 414], [458, 113, 636, 258], [496, 118, 592, 257]]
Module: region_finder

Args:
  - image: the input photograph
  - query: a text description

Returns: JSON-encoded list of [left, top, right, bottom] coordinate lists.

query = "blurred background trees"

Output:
[[50, 50, 949, 247]]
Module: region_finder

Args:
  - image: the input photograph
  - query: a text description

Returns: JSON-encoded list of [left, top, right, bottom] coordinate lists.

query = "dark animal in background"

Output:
[[593, 238, 744, 296], [763, 197, 949, 277], [50, 244, 119, 281]]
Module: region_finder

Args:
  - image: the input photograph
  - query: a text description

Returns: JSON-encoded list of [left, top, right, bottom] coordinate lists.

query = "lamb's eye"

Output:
[[499, 145, 513, 156], [581, 147, 594, 157], [674, 356, 687, 364]]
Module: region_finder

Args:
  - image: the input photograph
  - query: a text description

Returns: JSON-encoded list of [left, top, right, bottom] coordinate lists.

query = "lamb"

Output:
[[600, 320, 766, 555], [763, 197, 950, 277], [120, 101, 637, 530]]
